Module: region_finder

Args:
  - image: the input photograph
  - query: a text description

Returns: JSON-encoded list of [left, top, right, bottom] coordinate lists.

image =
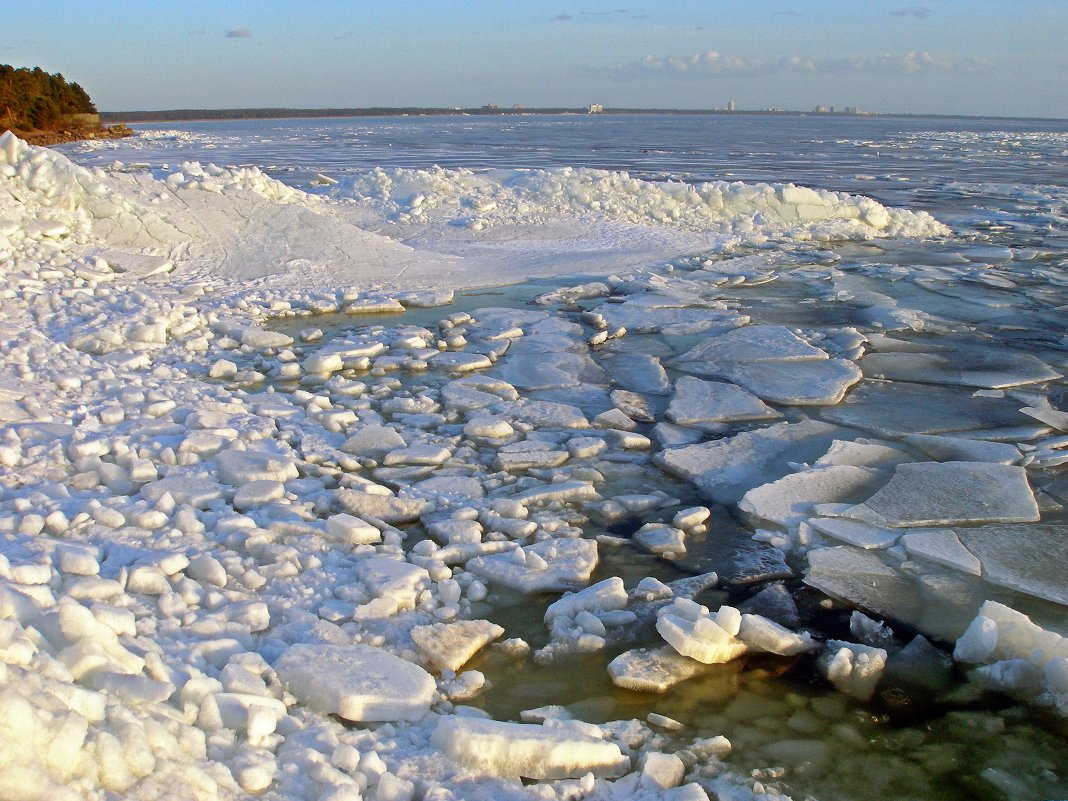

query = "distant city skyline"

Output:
[[2, 0, 1065, 119]]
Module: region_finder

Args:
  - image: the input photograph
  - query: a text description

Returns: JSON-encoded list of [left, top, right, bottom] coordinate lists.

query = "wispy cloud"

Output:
[[891, 6, 932, 18], [553, 8, 645, 21], [607, 49, 988, 79], [225, 28, 252, 39]]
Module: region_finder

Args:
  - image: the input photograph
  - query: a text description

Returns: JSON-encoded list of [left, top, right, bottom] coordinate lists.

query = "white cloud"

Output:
[[608, 49, 988, 79], [891, 6, 932, 18]]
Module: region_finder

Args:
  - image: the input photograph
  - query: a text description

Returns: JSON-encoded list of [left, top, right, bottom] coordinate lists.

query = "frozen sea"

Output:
[[0, 113, 1066, 800]]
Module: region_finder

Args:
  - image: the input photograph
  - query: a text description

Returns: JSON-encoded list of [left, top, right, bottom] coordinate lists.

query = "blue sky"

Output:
[[3, 0, 1065, 118]]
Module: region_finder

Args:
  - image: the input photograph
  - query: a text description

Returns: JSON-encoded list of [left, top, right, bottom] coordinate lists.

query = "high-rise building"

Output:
[[727, 100, 736, 112]]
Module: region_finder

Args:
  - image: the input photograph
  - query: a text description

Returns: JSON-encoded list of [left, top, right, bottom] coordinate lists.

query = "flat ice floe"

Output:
[[4, 127, 1068, 801]]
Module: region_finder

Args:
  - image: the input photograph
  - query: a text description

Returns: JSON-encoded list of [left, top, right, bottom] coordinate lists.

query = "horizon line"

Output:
[[98, 106, 1068, 125]]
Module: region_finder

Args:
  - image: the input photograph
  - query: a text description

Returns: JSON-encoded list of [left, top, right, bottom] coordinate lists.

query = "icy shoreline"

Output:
[[2, 130, 1067, 800]]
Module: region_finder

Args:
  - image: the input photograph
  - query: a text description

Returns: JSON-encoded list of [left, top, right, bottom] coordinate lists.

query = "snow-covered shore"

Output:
[[2, 129, 1066, 801]]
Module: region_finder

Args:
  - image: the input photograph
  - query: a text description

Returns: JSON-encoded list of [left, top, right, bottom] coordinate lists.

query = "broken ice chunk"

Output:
[[956, 524, 1068, 605], [411, 620, 504, 672], [466, 538, 598, 593], [274, 643, 435, 722], [215, 449, 299, 486], [607, 646, 710, 693], [656, 600, 748, 664], [723, 358, 862, 406], [807, 517, 901, 550], [738, 465, 881, 529], [901, 529, 981, 576], [431, 716, 629, 779], [656, 420, 839, 504], [737, 614, 815, 656], [903, 433, 1021, 464], [804, 546, 921, 624], [861, 349, 1061, 389], [818, 640, 887, 700], [667, 376, 781, 429], [953, 600, 1068, 712], [841, 462, 1039, 528]]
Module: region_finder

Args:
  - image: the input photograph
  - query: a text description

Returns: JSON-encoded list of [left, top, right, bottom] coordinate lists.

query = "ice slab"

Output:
[[737, 613, 815, 656], [609, 389, 659, 423], [607, 646, 708, 693], [738, 465, 882, 528], [861, 349, 1061, 389], [808, 517, 901, 549], [274, 643, 435, 722], [466, 537, 598, 592], [598, 353, 672, 395], [901, 529, 982, 575], [813, 439, 912, 469], [491, 351, 604, 390], [804, 546, 922, 623], [356, 557, 430, 612], [670, 324, 861, 406], [335, 489, 432, 524], [431, 716, 629, 780], [841, 462, 1039, 528], [340, 425, 407, 458], [411, 620, 505, 672], [673, 324, 828, 369], [656, 420, 839, 504], [724, 358, 863, 406], [215, 449, 299, 486], [956, 524, 1068, 605], [903, 433, 1021, 464], [544, 577, 628, 623], [667, 377, 780, 429], [823, 380, 1032, 437]]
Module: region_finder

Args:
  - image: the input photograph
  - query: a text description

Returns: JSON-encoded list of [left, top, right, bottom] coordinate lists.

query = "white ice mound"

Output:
[[431, 716, 629, 779], [0, 132, 453, 286], [335, 166, 950, 241], [954, 601, 1068, 714], [273, 643, 435, 722]]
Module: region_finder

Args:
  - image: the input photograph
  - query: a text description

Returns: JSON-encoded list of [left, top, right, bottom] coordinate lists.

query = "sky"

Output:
[[3, 0, 1066, 118]]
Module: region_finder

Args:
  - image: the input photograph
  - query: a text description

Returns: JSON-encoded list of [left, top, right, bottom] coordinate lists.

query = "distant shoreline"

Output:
[[99, 107, 1068, 126], [9, 124, 134, 147]]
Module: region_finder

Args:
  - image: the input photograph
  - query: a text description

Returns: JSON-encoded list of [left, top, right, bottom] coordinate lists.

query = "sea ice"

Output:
[[738, 465, 882, 528], [411, 619, 505, 672], [667, 376, 781, 429], [656, 420, 839, 503], [274, 643, 435, 722], [956, 524, 1068, 605], [901, 529, 982, 575], [841, 461, 1039, 527], [466, 537, 598, 592], [861, 349, 1061, 389], [656, 601, 749, 664], [607, 646, 709, 692], [954, 601, 1068, 712], [804, 546, 922, 624], [807, 517, 901, 549], [430, 716, 629, 779], [818, 640, 887, 700]]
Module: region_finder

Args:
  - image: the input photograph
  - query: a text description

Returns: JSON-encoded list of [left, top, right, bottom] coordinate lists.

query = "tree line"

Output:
[[0, 65, 96, 131]]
